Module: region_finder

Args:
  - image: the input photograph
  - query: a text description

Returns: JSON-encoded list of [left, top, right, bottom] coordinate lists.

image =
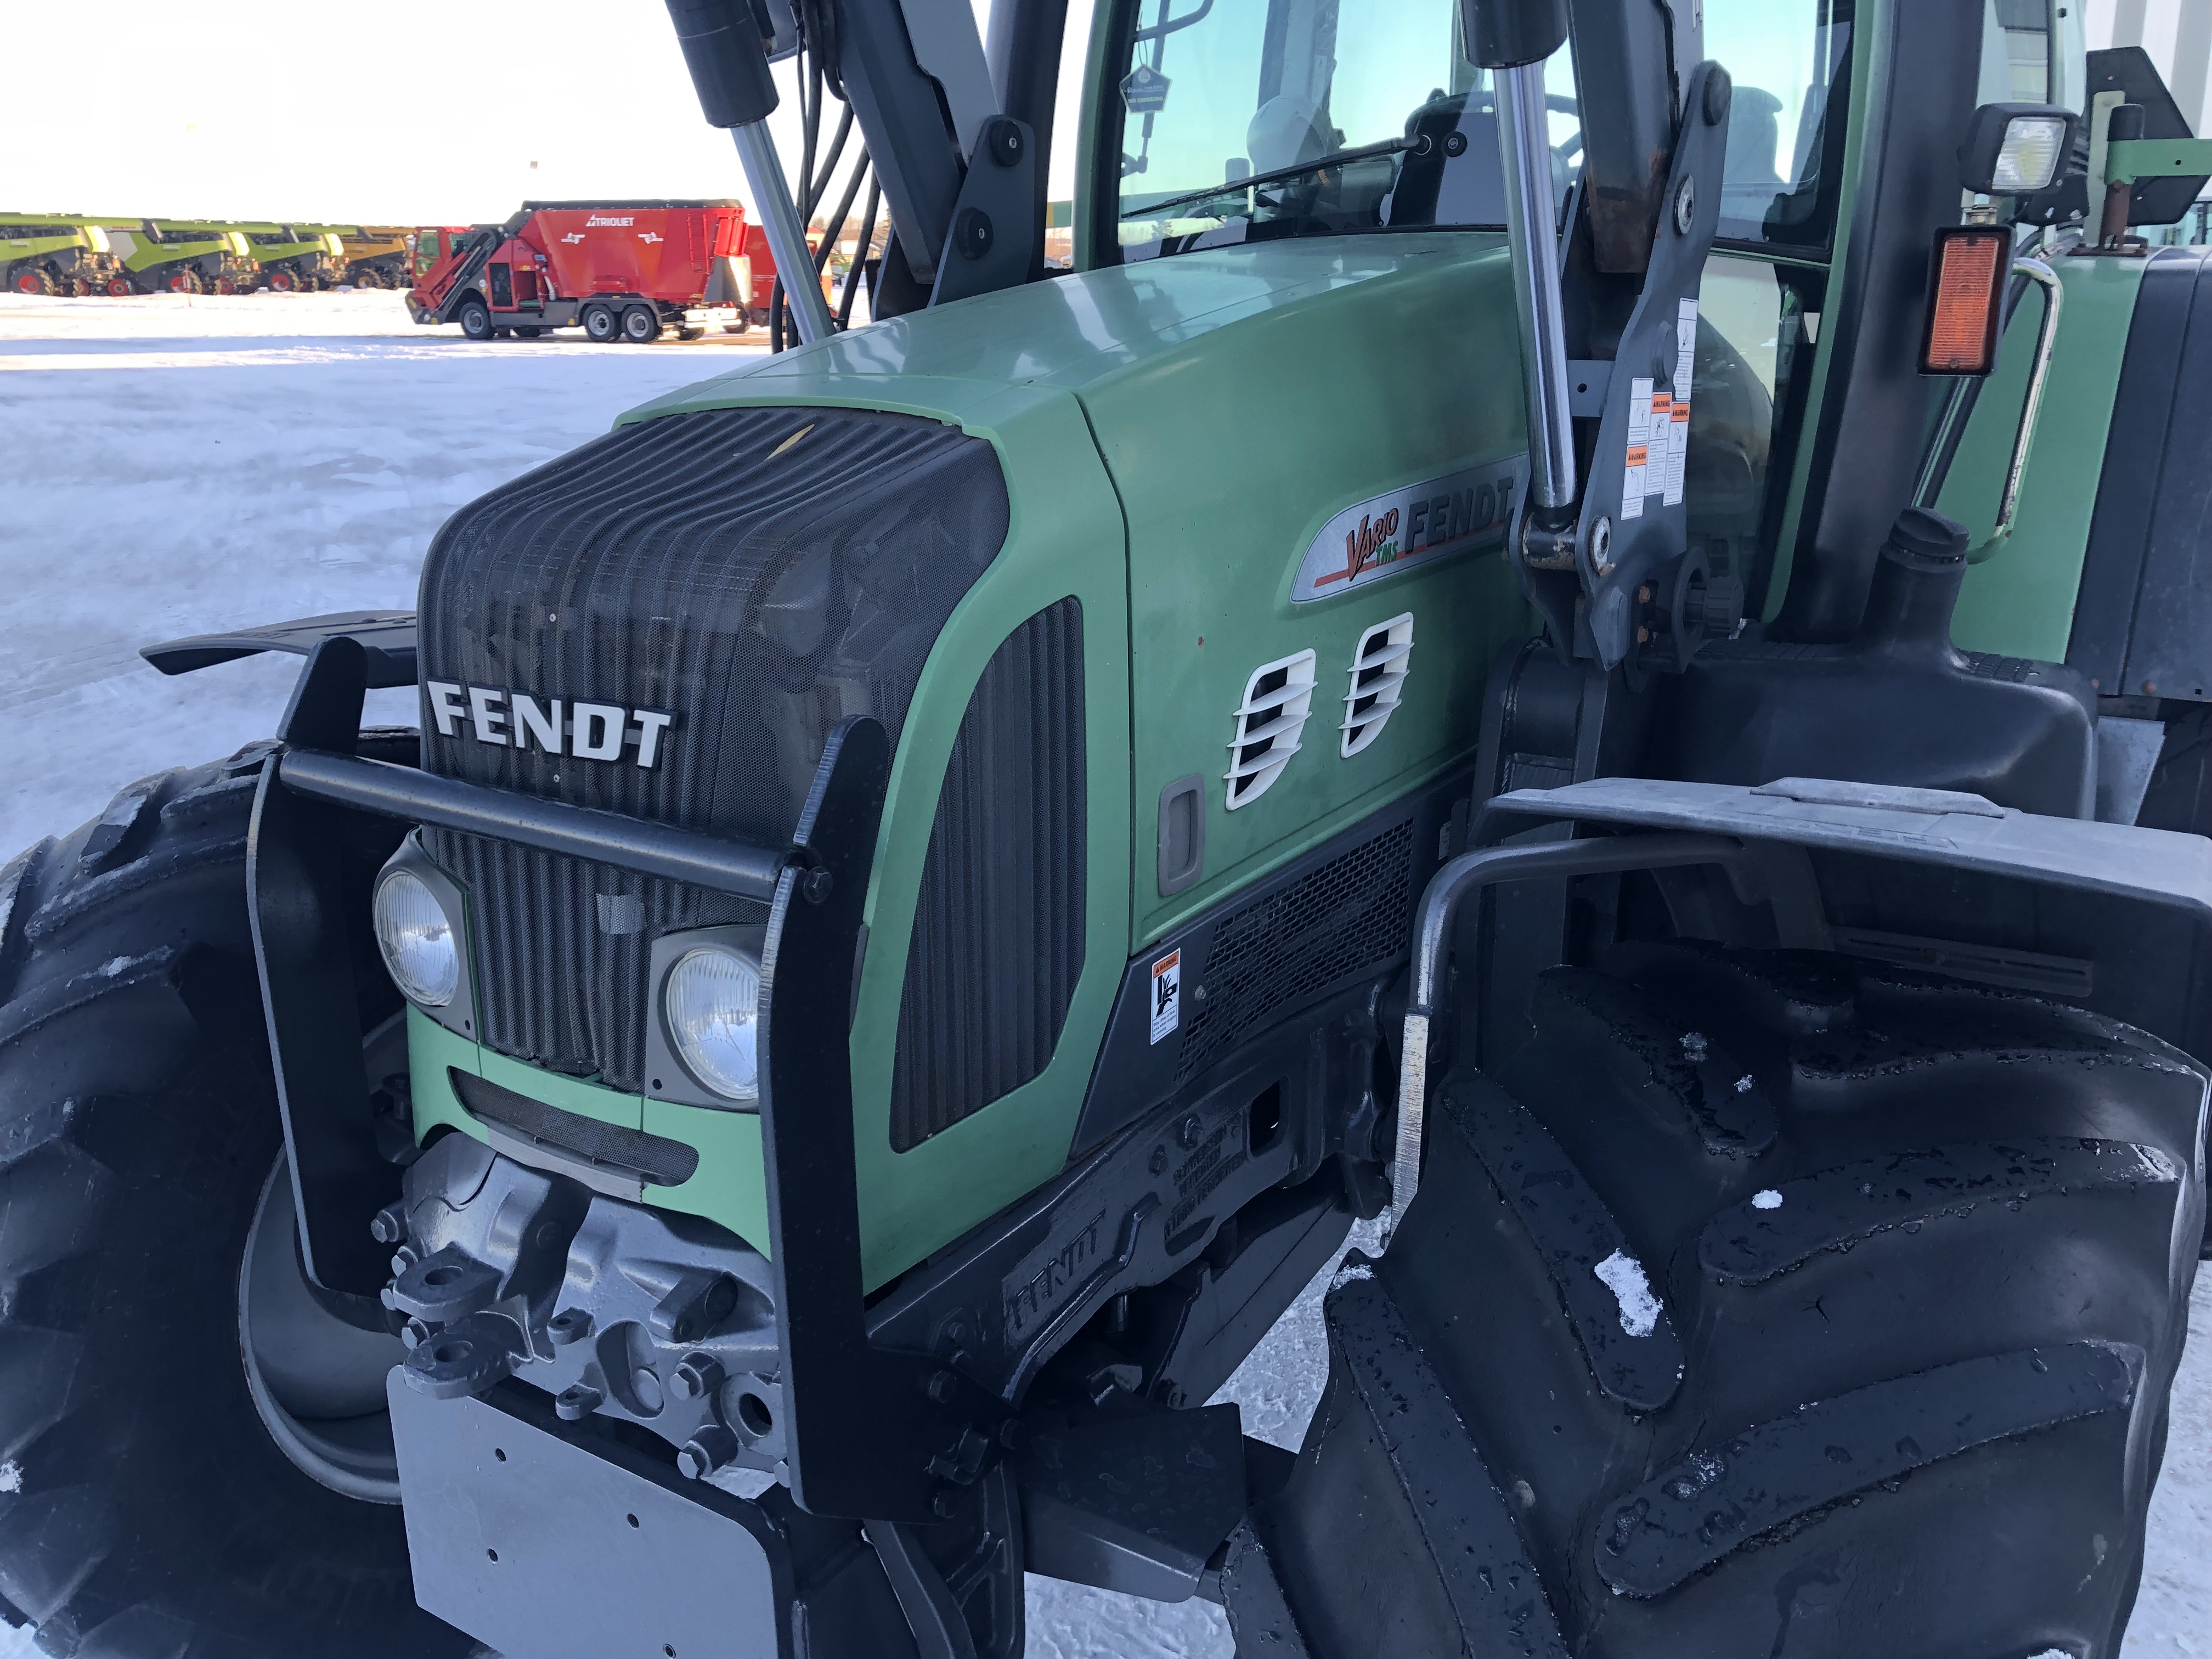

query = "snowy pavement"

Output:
[[2, 291, 2207, 1657]]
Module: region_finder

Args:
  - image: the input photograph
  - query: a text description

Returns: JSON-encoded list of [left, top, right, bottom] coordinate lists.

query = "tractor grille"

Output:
[[889, 600, 1087, 1151], [1174, 821, 1415, 1085], [416, 405, 1010, 1090]]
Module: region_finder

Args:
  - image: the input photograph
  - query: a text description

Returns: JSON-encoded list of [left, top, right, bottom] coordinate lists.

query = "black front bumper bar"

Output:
[[279, 748, 787, 902], [247, 635, 984, 1527]]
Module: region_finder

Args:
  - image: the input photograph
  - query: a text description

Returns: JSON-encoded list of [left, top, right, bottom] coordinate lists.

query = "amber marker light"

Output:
[[1920, 225, 2012, 376]]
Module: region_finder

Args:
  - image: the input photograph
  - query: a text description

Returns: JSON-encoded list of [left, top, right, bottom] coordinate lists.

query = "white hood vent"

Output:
[[1340, 613, 1414, 757], [1224, 648, 1318, 809]]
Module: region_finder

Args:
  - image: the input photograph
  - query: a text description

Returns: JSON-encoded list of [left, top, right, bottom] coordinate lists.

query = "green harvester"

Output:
[[0, 212, 130, 295]]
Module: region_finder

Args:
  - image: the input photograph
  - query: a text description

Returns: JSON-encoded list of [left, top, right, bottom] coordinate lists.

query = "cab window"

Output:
[[1104, 0, 1579, 262], [1686, 255, 1825, 610], [1706, 0, 1854, 252], [1690, 0, 1857, 600]]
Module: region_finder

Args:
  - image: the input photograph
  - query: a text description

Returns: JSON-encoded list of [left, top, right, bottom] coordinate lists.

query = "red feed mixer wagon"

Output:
[[407, 200, 776, 343]]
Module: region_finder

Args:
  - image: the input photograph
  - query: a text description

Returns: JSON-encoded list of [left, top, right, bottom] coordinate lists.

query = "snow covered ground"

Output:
[[2, 290, 2207, 1657]]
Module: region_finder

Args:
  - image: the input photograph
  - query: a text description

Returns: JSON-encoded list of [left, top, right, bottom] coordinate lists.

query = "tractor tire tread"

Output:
[[1251, 942, 2205, 1659], [0, 747, 465, 1659]]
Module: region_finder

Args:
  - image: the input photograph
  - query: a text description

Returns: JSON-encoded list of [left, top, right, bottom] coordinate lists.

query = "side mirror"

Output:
[[1957, 103, 2079, 196]]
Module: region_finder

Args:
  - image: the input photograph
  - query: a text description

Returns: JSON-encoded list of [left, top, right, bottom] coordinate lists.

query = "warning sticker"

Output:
[[1623, 376, 1655, 520], [1149, 950, 1182, 1046], [1676, 297, 1699, 399]]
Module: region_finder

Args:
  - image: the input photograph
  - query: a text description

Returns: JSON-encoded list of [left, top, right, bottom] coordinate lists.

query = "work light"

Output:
[[1990, 116, 2070, 193], [663, 945, 762, 1102], [373, 869, 460, 1008], [1957, 103, 2077, 196]]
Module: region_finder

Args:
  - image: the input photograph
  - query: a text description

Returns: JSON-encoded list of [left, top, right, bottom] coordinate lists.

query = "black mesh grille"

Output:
[[416, 407, 1010, 1088], [889, 600, 1086, 1152], [1174, 821, 1415, 1084]]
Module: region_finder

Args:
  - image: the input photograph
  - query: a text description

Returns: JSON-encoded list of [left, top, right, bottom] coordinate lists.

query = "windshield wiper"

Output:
[[1121, 135, 1420, 223]]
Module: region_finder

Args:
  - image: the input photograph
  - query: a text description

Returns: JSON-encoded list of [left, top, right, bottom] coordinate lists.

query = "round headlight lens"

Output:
[[373, 870, 459, 1008], [664, 946, 761, 1102]]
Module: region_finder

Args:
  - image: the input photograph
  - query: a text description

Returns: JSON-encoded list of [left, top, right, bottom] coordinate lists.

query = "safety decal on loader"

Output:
[[1291, 454, 1529, 603], [1150, 949, 1181, 1045], [1623, 298, 1699, 521]]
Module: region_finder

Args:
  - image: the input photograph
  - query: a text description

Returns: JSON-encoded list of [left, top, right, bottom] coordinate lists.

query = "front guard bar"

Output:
[[247, 637, 981, 1525], [278, 749, 786, 901]]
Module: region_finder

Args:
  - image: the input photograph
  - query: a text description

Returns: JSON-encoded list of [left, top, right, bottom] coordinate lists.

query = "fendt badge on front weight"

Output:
[[424, 680, 677, 769]]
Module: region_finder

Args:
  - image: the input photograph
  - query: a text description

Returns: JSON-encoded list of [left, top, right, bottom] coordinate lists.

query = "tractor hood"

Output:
[[622, 231, 1510, 437], [407, 231, 1531, 1287]]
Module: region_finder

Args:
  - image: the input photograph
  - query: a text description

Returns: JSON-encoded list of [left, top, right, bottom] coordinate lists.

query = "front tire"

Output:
[[0, 750, 470, 1658], [456, 296, 492, 340]]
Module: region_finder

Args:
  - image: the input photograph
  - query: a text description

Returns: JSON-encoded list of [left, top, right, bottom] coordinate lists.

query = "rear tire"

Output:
[[12, 267, 51, 295], [2130, 701, 2212, 1257], [456, 296, 492, 340], [582, 301, 618, 342], [0, 748, 471, 1658], [1248, 943, 2205, 1658], [621, 303, 661, 343]]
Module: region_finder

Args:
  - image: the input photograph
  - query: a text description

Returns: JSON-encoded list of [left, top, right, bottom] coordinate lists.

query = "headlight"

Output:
[[663, 946, 761, 1102], [374, 870, 460, 1008]]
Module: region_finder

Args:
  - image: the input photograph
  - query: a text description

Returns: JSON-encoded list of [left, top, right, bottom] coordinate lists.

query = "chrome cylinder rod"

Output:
[[1494, 60, 1578, 514], [731, 120, 836, 345]]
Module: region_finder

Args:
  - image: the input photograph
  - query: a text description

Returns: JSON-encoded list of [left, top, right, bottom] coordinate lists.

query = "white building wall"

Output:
[[2088, 0, 2212, 134]]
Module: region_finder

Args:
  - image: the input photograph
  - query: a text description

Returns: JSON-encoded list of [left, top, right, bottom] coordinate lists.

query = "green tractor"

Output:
[[0, 214, 128, 295], [99, 219, 261, 292], [5, 1, 2211, 1656]]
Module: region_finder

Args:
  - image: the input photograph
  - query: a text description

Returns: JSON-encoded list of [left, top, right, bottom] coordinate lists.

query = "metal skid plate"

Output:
[[390, 1373, 781, 1659]]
